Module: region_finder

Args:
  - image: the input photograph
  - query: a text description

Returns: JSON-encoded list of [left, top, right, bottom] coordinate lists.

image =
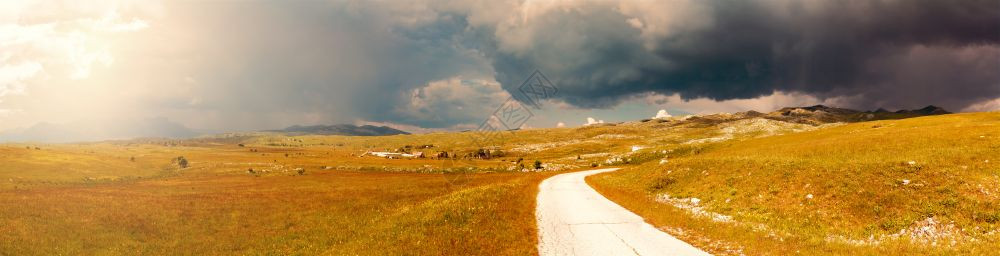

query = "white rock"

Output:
[[907, 161, 917, 165], [690, 198, 701, 205], [631, 145, 643, 152], [902, 179, 911, 185], [659, 159, 668, 165], [806, 194, 814, 199]]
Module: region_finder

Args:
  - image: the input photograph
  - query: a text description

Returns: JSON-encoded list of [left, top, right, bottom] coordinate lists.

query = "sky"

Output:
[[1, 0, 999, 137]]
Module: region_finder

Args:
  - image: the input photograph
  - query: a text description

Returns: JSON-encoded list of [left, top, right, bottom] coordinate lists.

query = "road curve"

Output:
[[536, 168, 711, 256]]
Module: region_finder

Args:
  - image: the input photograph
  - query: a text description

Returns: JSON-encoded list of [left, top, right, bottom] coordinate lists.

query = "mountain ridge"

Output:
[[268, 124, 410, 136]]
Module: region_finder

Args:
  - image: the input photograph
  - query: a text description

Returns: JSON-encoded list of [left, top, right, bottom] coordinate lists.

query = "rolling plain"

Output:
[[1, 107, 997, 255]]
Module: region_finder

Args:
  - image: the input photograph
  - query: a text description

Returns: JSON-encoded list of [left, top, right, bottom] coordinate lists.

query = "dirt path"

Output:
[[536, 168, 711, 256]]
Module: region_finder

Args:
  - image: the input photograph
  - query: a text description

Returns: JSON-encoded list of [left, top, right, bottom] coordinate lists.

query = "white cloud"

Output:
[[556, 122, 565, 128], [0, 61, 41, 97], [394, 77, 510, 127], [584, 117, 604, 126], [616, 0, 713, 50], [86, 11, 150, 32], [963, 98, 1000, 112], [0, 1, 159, 131], [653, 109, 671, 119], [0, 3, 151, 95], [0, 108, 22, 118], [640, 91, 837, 114]]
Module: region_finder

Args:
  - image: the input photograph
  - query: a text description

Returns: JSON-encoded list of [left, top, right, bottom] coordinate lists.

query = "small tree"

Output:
[[173, 156, 189, 169], [534, 160, 543, 170]]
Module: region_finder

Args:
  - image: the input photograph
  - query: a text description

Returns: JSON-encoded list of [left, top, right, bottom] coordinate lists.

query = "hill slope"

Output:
[[589, 112, 1000, 255]]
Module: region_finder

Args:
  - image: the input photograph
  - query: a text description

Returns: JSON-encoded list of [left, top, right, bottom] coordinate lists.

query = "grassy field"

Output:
[[2, 111, 996, 255], [0, 167, 556, 255], [589, 112, 1000, 255], [0, 132, 580, 255], [0, 118, 657, 255]]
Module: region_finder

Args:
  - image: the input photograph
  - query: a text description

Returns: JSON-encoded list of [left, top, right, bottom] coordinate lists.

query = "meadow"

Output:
[[0, 137, 565, 255], [1, 111, 997, 255], [589, 112, 1000, 255], [0, 159, 555, 254], [0, 117, 661, 254]]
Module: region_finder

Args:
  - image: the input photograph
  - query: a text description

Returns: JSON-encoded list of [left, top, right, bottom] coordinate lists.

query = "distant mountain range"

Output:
[[666, 105, 951, 126], [0, 117, 199, 143], [0, 105, 948, 143], [268, 124, 410, 136], [764, 105, 950, 124]]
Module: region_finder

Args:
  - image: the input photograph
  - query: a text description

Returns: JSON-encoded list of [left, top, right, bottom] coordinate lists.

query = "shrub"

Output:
[[647, 176, 676, 192], [172, 156, 189, 168], [534, 160, 542, 170], [975, 212, 1000, 223]]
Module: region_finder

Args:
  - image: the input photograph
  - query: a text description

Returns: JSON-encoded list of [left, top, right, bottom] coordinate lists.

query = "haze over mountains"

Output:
[[268, 124, 410, 136], [0, 118, 198, 143], [0, 121, 412, 143], [0, 105, 956, 143]]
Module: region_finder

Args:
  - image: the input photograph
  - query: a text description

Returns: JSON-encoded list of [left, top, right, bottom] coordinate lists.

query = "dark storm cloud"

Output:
[[145, 2, 496, 129], [152, 0, 1000, 130], [15, 0, 995, 134], [472, 0, 1000, 111]]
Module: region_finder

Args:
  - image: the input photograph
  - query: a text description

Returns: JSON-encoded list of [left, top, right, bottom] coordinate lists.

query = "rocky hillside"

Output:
[[643, 105, 951, 127], [765, 105, 950, 124]]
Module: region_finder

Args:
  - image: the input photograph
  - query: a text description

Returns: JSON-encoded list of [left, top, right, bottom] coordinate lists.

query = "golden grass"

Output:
[[4, 111, 995, 255], [0, 123, 608, 254], [0, 170, 555, 255], [589, 112, 1000, 255]]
